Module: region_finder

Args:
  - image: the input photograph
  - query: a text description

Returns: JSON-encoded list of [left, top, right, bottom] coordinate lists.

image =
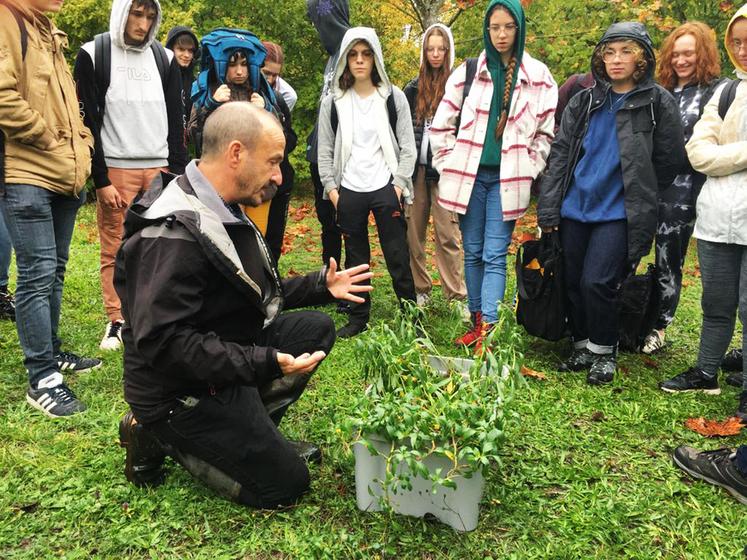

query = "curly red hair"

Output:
[[657, 22, 721, 91]]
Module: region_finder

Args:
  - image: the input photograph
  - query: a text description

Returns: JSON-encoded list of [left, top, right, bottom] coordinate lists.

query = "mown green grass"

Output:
[[0, 186, 744, 559]]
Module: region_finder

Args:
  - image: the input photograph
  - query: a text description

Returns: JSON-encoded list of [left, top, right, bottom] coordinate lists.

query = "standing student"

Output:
[[0, 0, 99, 417], [430, 0, 557, 350], [641, 22, 724, 354], [659, 9, 747, 418], [670, 5, 747, 504], [261, 40, 298, 112], [74, 0, 187, 352], [403, 24, 467, 308], [537, 22, 685, 385], [317, 27, 417, 337], [164, 26, 199, 129]]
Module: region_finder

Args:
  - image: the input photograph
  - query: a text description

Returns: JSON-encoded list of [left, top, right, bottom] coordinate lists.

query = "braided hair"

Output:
[[495, 55, 517, 139]]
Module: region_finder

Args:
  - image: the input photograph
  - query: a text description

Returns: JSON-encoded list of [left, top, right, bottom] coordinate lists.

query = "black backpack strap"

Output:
[[330, 101, 338, 136], [718, 79, 739, 121], [150, 41, 170, 92], [0, 0, 28, 59], [94, 33, 111, 116], [386, 92, 399, 145], [463, 57, 478, 102]]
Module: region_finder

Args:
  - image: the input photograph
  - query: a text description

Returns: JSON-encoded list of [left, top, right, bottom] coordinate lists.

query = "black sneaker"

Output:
[[722, 348, 743, 372], [659, 367, 720, 395], [587, 353, 616, 385], [737, 391, 747, 424], [726, 371, 744, 388], [336, 321, 367, 339], [0, 286, 15, 321], [119, 410, 166, 487], [673, 446, 747, 505], [26, 383, 86, 417], [55, 351, 102, 373], [558, 348, 595, 372], [289, 440, 322, 465]]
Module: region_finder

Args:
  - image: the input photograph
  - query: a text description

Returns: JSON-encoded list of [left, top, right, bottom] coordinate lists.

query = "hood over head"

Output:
[[165, 26, 199, 69], [725, 5, 747, 76], [109, 0, 162, 52], [420, 23, 455, 70], [332, 27, 391, 98], [307, 0, 351, 56], [592, 21, 656, 85], [483, 0, 526, 70]]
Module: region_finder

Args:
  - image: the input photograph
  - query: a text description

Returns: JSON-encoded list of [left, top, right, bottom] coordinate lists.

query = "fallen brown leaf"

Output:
[[641, 356, 659, 369], [520, 365, 547, 380], [684, 416, 745, 437]]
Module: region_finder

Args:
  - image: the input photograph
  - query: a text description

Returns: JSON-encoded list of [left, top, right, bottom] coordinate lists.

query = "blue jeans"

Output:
[[459, 167, 516, 324], [0, 184, 85, 387], [0, 207, 11, 287]]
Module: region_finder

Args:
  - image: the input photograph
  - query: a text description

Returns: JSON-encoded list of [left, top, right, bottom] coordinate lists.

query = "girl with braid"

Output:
[[430, 0, 557, 350]]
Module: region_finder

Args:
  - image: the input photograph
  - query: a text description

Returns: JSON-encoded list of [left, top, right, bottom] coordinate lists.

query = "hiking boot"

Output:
[[726, 371, 744, 388], [641, 329, 666, 355], [587, 353, 616, 385], [289, 440, 322, 465], [659, 367, 721, 395], [673, 446, 747, 505], [558, 347, 595, 372], [416, 292, 431, 308], [100, 320, 124, 351], [473, 322, 496, 355], [722, 348, 743, 372], [26, 383, 86, 418], [336, 321, 367, 339], [737, 391, 747, 424], [454, 311, 482, 347], [0, 285, 15, 321], [119, 410, 166, 487], [55, 351, 102, 373]]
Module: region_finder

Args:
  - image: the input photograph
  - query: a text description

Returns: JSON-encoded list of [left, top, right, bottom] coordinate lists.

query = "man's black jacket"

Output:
[[114, 167, 332, 424]]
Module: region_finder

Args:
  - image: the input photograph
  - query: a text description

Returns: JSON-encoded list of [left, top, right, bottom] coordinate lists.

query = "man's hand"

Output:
[[277, 350, 326, 375], [328, 189, 339, 209], [326, 258, 373, 303], [97, 185, 127, 209], [214, 84, 231, 103]]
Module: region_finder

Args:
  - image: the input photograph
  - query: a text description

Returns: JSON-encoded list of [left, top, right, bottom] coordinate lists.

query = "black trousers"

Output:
[[148, 311, 336, 509], [561, 218, 628, 349], [265, 187, 291, 264], [336, 185, 416, 325], [310, 163, 342, 266]]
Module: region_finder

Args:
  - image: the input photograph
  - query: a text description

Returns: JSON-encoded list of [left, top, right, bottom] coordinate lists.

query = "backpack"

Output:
[[454, 57, 478, 133], [0, 0, 29, 188], [718, 79, 739, 120], [93, 32, 170, 118], [329, 93, 399, 144], [618, 264, 660, 353]]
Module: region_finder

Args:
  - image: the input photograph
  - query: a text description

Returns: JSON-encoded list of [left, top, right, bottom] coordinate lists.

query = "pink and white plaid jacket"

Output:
[[430, 50, 557, 219]]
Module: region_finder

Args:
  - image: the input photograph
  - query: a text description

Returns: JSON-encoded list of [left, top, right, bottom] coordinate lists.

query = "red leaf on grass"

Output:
[[521, 365, 547, 380], [641, 356, 659, 369], [685, 416, 745, 437], [291, 203, 311, 222]]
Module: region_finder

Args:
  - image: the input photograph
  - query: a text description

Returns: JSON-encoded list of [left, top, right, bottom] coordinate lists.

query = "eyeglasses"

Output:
[[730, 38, 747, 52], [488, 24, 518, 35], [602, 48, 639, 62], [425, 47, 448, 54]]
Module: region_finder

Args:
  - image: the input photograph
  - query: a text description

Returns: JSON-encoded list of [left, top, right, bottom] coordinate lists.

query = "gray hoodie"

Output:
[[316, 27, 417, 202]]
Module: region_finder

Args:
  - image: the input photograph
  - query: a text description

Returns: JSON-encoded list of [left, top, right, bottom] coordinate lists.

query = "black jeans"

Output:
[[561, 218, 628, 350], [148, 311, 336, 509], [310, 163, 341, 267], [265, 187, 291, 264], [336, 185, 416, 325]]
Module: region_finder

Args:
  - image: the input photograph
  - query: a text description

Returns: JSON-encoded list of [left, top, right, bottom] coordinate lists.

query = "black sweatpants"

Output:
[[310, 163, 342, 266], [148, 311, 336, 509], [265, 187, 291, 264], [336, 184, 416, 325]]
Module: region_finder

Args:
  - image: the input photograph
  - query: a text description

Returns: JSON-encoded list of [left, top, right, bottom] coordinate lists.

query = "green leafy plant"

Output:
[[346, 304, 524, 496]]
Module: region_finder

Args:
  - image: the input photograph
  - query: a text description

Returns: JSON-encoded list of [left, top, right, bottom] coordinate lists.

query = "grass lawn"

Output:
[[0, 184, 745, 559]]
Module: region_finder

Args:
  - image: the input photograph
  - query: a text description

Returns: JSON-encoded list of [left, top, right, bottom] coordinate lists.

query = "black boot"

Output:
[[119, 410, 166, 487], [0, 285, 15, 322], [722, 348, 743, 372], [587, 352, 616, 385], [288, 440, 322, 465]]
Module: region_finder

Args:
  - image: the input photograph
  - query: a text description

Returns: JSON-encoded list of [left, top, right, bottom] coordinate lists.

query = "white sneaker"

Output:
[[100, 320, 124, 351], [641, 329, 665, 355], [455, 300, 471, 323], [416, 292, 431, 307]]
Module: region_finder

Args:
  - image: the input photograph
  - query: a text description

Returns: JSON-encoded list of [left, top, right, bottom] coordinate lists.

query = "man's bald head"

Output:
[[201, 102, 283, 160]]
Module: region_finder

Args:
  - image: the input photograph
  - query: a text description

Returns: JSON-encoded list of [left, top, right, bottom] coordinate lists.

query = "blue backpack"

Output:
[[191, 28, 276, 110]]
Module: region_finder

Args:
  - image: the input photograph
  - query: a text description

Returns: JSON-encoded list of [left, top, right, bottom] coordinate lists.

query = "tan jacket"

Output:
[[0, 0, 92, 195]]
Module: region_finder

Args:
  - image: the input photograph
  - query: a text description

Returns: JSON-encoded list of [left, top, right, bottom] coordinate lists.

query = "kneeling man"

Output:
[[115, 102, 371, 508]]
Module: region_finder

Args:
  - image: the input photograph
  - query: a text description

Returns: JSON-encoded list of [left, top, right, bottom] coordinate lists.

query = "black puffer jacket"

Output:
[[537, 22, 686, 262], [403, 77, 439, 182]]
